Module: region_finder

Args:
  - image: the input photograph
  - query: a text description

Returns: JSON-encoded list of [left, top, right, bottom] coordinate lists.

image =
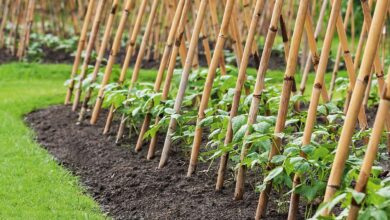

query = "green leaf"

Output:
[[351, 190, 366, 205], [233, 124, 248, 142], [253, 121, 271, 133], [376, 186, 390, 198], [232, 115, 247, 133], [264, 167, 283, 182], [271, 155, 286, 164]]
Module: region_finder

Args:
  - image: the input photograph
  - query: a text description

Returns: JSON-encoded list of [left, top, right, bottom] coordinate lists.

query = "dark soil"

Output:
[[0, 48, 17, 64], [25, 105, 295, 220]]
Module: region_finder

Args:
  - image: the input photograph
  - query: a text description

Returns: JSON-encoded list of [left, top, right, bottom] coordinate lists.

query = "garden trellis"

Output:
[[2, 0, 390, 219]]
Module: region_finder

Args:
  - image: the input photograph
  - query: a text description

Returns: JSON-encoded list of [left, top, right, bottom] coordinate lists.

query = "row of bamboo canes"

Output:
[[2, 0, 389, 219]]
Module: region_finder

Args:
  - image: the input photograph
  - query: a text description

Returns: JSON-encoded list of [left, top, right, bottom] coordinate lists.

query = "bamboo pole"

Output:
[[347, 66, 390, 218], [72, 0, 106, 112], [209, 0, 227, 75], [102, 0, 148, 134], [78, 0, 120, 122], [65, 0, 96, 105], [147, 0, 190, 160], [158, 0, 208, 168], [230, 0, 285, 200], [16, 0, 35, 60], [0, 0, 10, 48], [133, 0, 185, 151], [254, 0, 310, 218], [286, 0, 347, 218], [322, 0, 389, 215], [89, 0, 134, 125], [328, 0, 353, 100], [187, 0, 265, 177], [299, 0, 327, 96], [114, 0, 160, 142], [6, 0, 20, 51], [214, 0, 266, 190], [70, 0, 81, 35]]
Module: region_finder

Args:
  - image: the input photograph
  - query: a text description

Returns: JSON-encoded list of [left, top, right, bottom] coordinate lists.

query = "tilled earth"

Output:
[[26, 105, 292, 220]]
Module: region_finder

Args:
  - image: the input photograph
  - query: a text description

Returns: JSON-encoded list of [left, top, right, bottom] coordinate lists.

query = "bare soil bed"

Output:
[[25, 105, 295, 220]]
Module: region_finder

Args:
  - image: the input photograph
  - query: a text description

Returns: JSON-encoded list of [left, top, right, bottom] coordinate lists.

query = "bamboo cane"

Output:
[[329, 0, 353, 100], [214, 0, 266, 190], [158, 0, 208, 168], [147, 0, 190, 160], [114, 0, 160, 143], [230, 0, 285, 201], [101, 0, 148, 134], [299, 0, 327, 96], [11, 0, 23, 55], [286, 0, 347, 218], [347, 67, 390, 218], [70, 0, 81, 35], [89, 0, 134, 124], [209, 0, 227, 75], [133, 0, 185, 151], [187, 0, 264, 177], [322, 0, 389, 215], [359, 0, 386, 100], [0, 0, 10, 48], [72, 0, 105, 112], [227, 2, 244, 68], [65, 0, 96, 105], [78, 0, 120, 123], [16, 0, 35, 60], [254, 0, 310, 218], [6, 0, 19, 51]]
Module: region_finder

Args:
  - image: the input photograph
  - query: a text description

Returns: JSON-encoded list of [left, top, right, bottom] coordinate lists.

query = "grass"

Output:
[[0, 62, 346, 219], [0, 63, 106, 219]]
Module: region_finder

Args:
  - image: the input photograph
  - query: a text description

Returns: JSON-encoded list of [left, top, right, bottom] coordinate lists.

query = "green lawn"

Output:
[[0, 63, 106, 219], [0, 62, 345, 219]]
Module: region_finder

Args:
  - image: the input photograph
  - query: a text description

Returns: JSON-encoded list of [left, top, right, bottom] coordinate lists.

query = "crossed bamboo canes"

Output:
[[78, 0, 120, 123], [186, 0, 248, 176], [146, 0, 191, 160], [254, 0, 311, 218], [213, 0, 267, 188], [90, 0, 134, 125], [113, 0, 160, 142], [130, 0, 187, 150], [65, 0, 96, 105], [158, 0, 209, 168], [322, 0, 389, 216], [286, 0, 351, 217], [348, 60, 390, 219], [72, 0, 105, 112], [16, 0, 36, 60], [102, 0, 149, 134]]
